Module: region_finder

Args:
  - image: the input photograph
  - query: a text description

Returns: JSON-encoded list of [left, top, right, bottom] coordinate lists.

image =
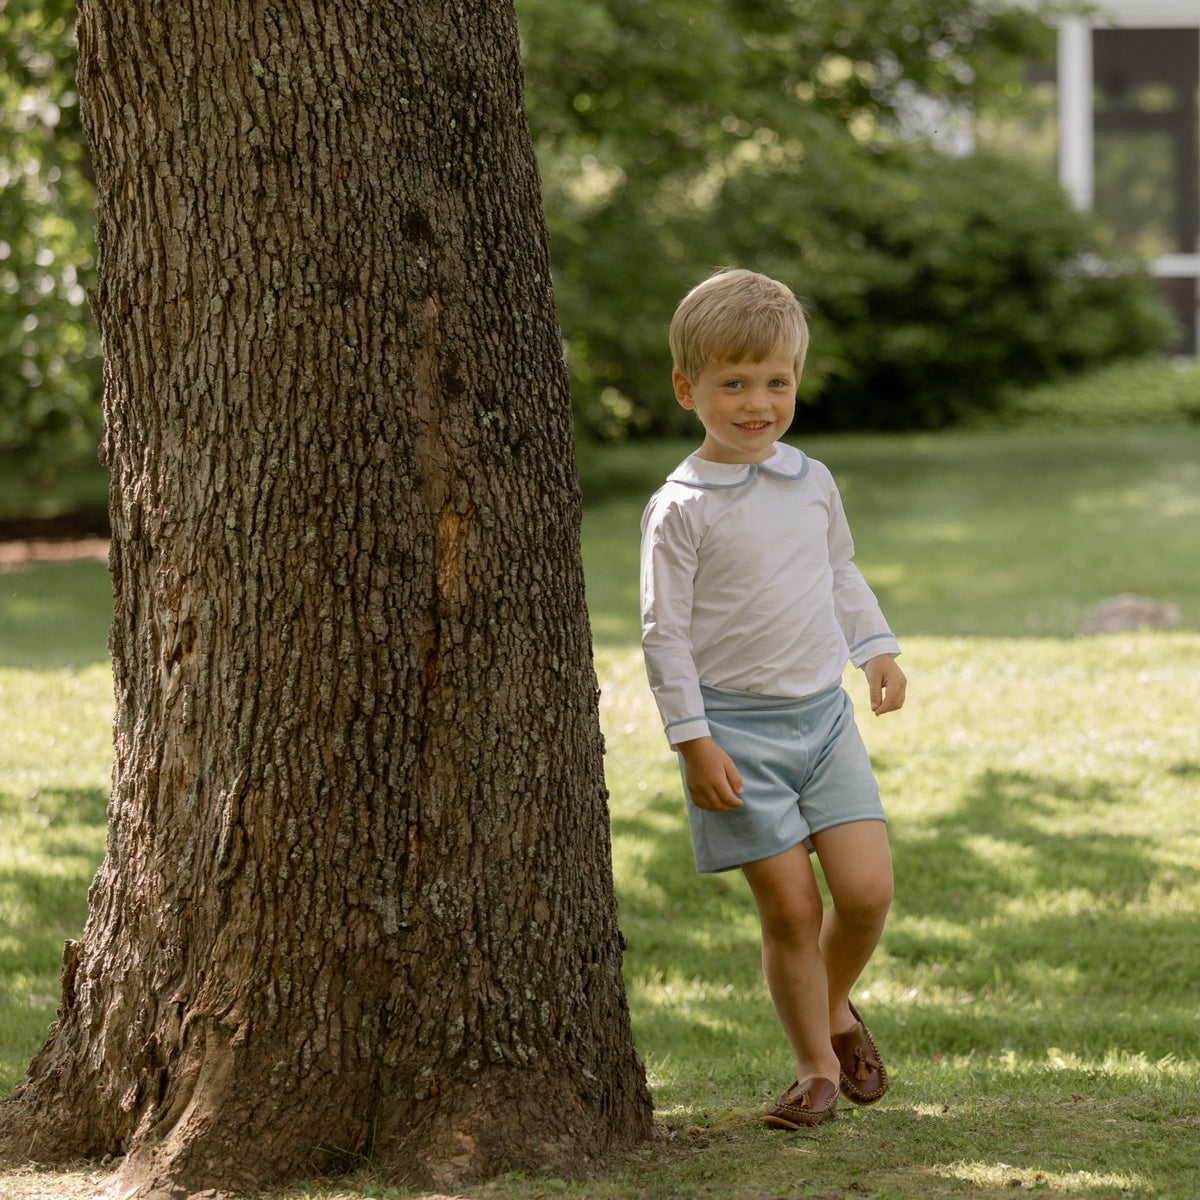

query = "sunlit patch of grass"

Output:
[[935, 1161, 1146, 1193]]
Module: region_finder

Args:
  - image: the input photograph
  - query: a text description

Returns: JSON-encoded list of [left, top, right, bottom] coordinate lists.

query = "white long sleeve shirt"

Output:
[[640, 442, 900, 745]]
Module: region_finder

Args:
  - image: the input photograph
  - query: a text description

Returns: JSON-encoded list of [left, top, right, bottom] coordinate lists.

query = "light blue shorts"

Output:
[[680, 682, 886, 874]]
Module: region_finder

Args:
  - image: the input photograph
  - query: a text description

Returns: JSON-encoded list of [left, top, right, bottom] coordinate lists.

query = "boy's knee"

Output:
[[834, 874, 893, 927], [759, 891, 825, 945]]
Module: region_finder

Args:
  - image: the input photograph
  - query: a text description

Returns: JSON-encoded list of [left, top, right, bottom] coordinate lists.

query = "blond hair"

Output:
[[669, 268, 809, 382]]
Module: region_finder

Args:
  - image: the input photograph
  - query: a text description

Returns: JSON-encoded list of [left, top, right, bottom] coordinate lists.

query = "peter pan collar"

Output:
[[666, 443, 809, 489]]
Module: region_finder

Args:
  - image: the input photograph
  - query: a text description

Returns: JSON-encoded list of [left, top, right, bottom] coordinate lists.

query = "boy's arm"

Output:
[[825, 477, 902, 669], [640, 492, 710, 744], [677, 736, 744, 811]]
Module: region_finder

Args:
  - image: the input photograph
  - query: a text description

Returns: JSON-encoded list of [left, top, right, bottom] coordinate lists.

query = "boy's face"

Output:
[[673, 354, 799, 464]]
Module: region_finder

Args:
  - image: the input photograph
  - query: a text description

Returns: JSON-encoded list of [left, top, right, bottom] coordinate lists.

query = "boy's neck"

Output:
[[693, 440, 779, 465]]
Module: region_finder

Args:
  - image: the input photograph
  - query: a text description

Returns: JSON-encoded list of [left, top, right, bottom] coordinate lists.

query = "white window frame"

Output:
[[1055, 2, 1200, 350]]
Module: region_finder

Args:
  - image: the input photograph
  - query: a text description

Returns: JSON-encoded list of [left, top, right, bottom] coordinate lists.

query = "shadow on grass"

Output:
[[886, 766, 1199, 1061], [893, 766, 1148, 915], [599, 1093, 1200, 1200], [0, 562, 112, 670], [0, 786, 107, 1089], [611, 762, 1200, 1071], [0, 783, 109, 835]]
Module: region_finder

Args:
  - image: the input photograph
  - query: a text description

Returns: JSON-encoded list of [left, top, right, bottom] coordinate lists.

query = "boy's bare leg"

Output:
[[809, 820, 893, 1035], [741, 845, 842, 1086]]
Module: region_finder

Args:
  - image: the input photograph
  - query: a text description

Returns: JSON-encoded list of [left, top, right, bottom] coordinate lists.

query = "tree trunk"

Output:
[[0, 1, 653, 1194]]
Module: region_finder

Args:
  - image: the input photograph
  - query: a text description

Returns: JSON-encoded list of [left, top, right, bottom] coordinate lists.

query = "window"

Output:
[[1093, 28, 1200, 350]]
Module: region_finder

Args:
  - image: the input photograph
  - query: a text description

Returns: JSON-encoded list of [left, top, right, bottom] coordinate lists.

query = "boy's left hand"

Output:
[[864, 653, 906, 715]]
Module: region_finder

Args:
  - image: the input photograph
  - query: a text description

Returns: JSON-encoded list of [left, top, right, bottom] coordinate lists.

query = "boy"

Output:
[[639, 268, 906, 1128]]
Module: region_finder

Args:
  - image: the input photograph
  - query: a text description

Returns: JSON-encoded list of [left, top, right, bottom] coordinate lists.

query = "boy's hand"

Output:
[[865, 653, 906, 715], [677, 737, 744, 811]]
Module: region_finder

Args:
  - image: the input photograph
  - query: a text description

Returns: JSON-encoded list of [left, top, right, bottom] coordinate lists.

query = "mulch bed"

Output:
[[0, 510, 111, 568]]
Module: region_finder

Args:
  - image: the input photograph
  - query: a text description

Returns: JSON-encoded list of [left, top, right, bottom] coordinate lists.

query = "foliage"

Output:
[[0, 0, 1180, 462], [0, 0, 99, 467], [710, 147, 1175, 430], [518, 0, 1173, 437], [0, 456, 106, 518]]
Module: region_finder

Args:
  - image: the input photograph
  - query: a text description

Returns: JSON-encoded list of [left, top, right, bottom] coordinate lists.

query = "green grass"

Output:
[[581, 427, 1200, 641], [0, 664, 111, 1087], [0, 561, 112, 670], [3, 426, 1200, 1199], [599, 633, 1200, 1082], [976, 356, 1200, 431]]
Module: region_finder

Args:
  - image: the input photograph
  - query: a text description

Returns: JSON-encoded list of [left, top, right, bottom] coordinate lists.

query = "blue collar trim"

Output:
[[666, 449, 810, 490]]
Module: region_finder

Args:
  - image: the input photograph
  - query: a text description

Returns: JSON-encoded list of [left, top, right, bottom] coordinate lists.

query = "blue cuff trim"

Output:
[[664, 715, 708, 731], [849, 632, 897, 655]]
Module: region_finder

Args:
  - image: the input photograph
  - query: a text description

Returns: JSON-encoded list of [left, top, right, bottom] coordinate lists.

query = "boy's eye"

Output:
[[722, 380, 742, 389]]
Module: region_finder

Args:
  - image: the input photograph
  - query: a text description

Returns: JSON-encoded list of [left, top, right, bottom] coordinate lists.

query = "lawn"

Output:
[[579, 428, 1200, 642], [2, 427, 1199, 1199]]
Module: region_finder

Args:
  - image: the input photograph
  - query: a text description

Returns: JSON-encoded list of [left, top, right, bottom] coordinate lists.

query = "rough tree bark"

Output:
[[0, 1, 653, 1195]]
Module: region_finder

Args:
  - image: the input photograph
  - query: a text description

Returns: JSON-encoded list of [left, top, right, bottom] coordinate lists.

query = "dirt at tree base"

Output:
[[0, 1163, 113, 1199], [0, 510, 110, 542], [0, 1164, 488, 1200]]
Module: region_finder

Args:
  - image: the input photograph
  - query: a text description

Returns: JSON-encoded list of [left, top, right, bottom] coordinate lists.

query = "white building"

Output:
[[1055, 0, 1200, 351]]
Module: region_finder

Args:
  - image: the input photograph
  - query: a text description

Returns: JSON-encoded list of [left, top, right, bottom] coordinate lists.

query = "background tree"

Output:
[[0, 0, 99, 468], [0, 0, 653, 1195], [1, 0, 1176, 462], [517, 0, 1172, 437]]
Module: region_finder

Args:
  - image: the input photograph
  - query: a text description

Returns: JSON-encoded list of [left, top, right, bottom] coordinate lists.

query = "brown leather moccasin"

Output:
[[831, 1001, 888, 1105], [763, 1077, 838, 1129]]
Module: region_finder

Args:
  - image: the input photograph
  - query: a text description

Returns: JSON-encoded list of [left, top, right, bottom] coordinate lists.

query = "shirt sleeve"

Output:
[[639, 490, 711, 745], [826, 480, 901, 667]]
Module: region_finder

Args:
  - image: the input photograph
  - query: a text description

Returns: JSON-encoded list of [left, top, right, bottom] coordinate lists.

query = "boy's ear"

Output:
[[672, 367, 695, 410]]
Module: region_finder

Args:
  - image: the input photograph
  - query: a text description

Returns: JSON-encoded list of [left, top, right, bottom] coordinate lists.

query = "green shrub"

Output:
[[517, 0, 1073, 441], [781, 149, 1175, 430], [3, 0, 1175, 463], [984, 356, 1200, 429], [564, 146, 1173, 438]]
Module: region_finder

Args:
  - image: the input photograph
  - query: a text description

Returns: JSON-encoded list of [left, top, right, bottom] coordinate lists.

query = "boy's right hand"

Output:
[[677, 737, 745, 811]]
